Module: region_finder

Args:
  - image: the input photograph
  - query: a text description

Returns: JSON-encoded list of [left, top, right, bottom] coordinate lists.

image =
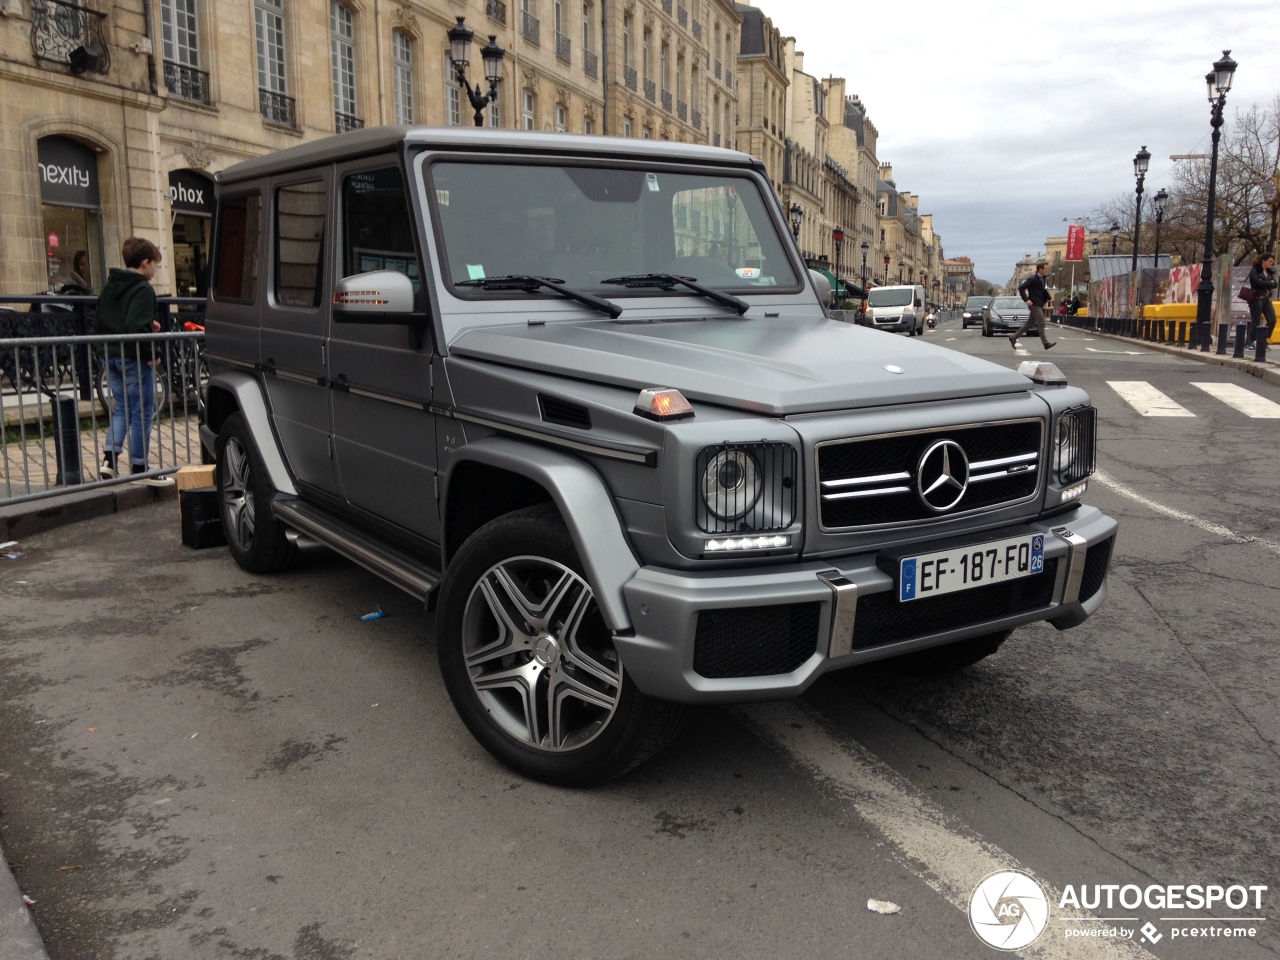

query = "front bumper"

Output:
[[988, 316, 1033, 332], [614, 504, 1117, 703], [869, 317, 914, 332]]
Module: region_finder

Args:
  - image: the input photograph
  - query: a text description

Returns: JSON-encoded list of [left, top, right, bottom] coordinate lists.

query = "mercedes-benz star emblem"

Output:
[[917, 439, 970, 512]]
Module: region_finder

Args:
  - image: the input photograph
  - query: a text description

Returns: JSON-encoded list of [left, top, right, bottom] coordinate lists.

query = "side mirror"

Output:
[[333, 270, 417, 322], [809, 268, 834, 307]]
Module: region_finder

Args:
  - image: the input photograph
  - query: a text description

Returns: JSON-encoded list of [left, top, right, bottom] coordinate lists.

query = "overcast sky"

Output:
[[771, 0, 1280, 283]]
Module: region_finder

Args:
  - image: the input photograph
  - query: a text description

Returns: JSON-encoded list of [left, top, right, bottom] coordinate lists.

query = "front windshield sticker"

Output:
[[467, 263, 486, 280], [646, 173, 660, 192], [736, 267, 760, 279]]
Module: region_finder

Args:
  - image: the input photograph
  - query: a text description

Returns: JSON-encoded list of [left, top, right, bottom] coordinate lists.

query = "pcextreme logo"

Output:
[[969, 870, 1050, 951]]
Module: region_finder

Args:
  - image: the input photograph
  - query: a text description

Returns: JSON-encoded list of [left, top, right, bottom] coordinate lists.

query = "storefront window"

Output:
[[167, 169, 215, 296], [38, 135, 104, 293]]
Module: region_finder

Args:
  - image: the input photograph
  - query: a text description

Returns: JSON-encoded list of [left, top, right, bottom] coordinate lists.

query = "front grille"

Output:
[[695, 442, 797, 534], [818, 420, 1042, 529], [852, 558, 1058, 650], [693, 603, 821, 678], [1078, 537, 1113, 602]]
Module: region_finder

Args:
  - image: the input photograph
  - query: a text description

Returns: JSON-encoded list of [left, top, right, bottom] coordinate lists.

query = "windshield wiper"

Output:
[[457, 274, 622, 318], [600, 273, 750, 316]]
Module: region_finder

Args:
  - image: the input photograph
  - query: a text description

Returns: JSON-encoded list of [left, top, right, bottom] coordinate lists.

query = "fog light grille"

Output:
[[693, 603, 820, 678]]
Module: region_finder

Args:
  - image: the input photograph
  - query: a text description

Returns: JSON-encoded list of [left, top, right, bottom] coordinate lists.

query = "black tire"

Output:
[[436, 504, 686, 787], [881, 630, 1010, 675], [215, 412, 297, 574], [982, 324, 993, 337]]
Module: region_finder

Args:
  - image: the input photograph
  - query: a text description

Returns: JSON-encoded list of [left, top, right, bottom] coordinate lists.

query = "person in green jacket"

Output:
[[95, 237, 173, 486]]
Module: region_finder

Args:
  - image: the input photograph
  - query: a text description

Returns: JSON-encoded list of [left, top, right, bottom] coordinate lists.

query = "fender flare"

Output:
[[443, 436, 639, 632], [203, 371, 298, 496]]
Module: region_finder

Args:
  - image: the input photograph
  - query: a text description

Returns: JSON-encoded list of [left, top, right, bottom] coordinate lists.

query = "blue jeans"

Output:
[[106, 356, 156, 467]]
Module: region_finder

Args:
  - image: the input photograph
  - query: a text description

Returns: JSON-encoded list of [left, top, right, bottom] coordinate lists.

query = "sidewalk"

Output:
[[0, 840, 48, 960]]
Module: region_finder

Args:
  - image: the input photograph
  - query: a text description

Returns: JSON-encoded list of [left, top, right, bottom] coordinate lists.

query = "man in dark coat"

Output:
[[95, 237, 173, 486], [1011, 261, 1055, 350]]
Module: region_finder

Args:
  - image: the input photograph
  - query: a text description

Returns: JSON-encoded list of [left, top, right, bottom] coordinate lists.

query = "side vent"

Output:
[[538, 394, 592, 430]]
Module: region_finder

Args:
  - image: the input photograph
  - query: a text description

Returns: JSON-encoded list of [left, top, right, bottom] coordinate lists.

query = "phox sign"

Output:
[[1066, 224, 1085, 261]]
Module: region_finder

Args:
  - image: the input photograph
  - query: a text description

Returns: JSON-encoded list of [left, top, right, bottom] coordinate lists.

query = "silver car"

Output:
[[983, 296, 1033, 337]]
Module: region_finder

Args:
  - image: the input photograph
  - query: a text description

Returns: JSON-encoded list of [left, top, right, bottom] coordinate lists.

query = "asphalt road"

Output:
[[1, 316, 1277, 960]]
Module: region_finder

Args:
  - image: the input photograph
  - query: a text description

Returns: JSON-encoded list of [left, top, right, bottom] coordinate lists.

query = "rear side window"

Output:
[[212, 193, 262, 301], [275, 181, 327, 308], [341, 167, 419, 289]]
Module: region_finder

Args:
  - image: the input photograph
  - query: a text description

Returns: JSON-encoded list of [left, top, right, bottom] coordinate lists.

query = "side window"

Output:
[[212, 193, 262, 301], [275, 181, 326, 307], [341, 167, 419, 290]]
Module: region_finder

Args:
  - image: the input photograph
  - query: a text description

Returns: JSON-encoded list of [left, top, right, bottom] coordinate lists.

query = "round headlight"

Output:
[[1055, 419, 1077, 475], [701, 448, 761, 520]]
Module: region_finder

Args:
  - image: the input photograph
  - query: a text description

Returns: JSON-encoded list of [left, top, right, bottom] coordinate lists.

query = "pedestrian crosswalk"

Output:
[[1106, 380, 1280, 418]]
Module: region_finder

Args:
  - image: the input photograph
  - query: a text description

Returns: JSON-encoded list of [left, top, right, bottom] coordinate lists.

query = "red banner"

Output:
[[1066, 224, 1085, 261]]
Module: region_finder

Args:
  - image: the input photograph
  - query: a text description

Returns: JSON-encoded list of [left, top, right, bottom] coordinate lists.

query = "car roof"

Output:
[[216, 126, 764, 184]]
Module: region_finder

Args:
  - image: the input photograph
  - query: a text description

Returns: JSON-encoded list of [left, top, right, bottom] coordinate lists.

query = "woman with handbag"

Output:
[[1244, 253, 1276, 347]]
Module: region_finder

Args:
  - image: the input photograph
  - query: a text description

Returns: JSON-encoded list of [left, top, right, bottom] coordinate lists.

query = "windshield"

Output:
[[867, 288, 913, 307], [426, 160, 800, 301], [991, 297, 1024, 310], [965, 297, 992, 308]]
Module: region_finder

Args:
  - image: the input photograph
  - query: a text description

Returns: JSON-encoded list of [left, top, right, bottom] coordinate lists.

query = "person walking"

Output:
[[95, 237, 174, 486], [1246, 253, 1276, 348], [1011, 261, 1055, 350]]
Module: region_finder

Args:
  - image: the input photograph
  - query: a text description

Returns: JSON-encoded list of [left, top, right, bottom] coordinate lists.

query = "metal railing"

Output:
[[163, 60, 211, 104], [335, 110, 364, 132], [644, 78, 656, 101], [583, 49, 598, 77], [661, 0, 672, 12], [259, 88, 297, 127], [555, 31, 571, 62], [486, 0, 507, 24], [714, 59, 721, 79], [31, 0, 111, 74], [522, 12, 540, 44], [725, 68, 733, 89], [677, 99, 687, 121], [624, 65, 637, 90], [662, 90, 672, 112], [692, 19, 702, 39], [678, 5, 687, 26], [2, 297, 208, 505], [692, 108, 702, 129]]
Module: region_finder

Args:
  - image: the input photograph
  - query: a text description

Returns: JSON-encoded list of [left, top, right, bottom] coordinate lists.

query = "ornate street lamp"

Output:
[[832, 226, 845, 292], [1152, 188, 1169, 267], [1092, 236, 1100, 256], [789, 203, 803, 239], [882, 253, 890, 285], [1110, 222, 1120, 253], [448, 18, 505, 127], [1198, 49, 1237, 353], [860, 239, 870, 289], [1130, 145, 1151, 273], [898, 259, 904, 283]]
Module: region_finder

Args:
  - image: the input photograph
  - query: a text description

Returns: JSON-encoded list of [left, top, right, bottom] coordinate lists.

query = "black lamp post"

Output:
[[789, 203, 803, 240], [898, 259, 904, 283], [1130, 145, 1150, 273], [448, 17, 505, 127], [882, 253, 890, 284], [860, 240, 869, 289], [1110, 222, 1120, 253], [1092, 236, 1100, 256], [1198, 50, 1237, 353], [832, 226, 844, 291], [1152, 188, 1168, 267]]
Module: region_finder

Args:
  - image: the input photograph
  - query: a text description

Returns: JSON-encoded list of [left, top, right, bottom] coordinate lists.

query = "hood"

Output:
[[448, 314, 1031, 415]]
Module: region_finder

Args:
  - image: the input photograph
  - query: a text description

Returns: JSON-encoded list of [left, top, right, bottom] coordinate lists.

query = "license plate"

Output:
[[899, 534, 1045, 602]]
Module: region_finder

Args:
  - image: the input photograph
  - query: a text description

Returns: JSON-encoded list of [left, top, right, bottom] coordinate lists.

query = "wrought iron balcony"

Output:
[[725, 69, 733, 89], [259, 88, 297, 128], [644, 78, 656, 102], [677, 99, 687, 121], [714, 59, 721, 79], [713, 133, 720, 147], [522, 12, 540, 44], [692, 19, 702, 40], [163, 60, 210, 104], [335, 111, 364, 133], [31, 0, 111, 75], [555, 31, 570, 62], [692, 109, 702, 130], [662, 90, 672, 112], [678, 4, 687, 25], [661, 0, 672, 12], [583, 49, 598, 78], [624, 65, 637, 90], [486, 0, 507, 24]]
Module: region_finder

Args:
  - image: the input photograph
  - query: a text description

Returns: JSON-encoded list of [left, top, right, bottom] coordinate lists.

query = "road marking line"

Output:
[[737, 702, 1156, 959], [1190, 382, 1280, 418], [1087, 347, 1144, 355], [1106, 381, 1195, 416], [1093, 470, 1280, 556]]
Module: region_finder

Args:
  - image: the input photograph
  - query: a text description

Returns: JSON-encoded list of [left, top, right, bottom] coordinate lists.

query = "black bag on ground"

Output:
[[181, 487, 225, 549]]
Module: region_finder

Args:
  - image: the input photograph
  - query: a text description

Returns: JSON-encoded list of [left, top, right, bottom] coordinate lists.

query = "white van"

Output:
[[864, 284, 926, 336]]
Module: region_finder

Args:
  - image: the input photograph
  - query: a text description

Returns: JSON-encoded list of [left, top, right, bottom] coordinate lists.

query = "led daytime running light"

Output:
[[1060, 481, 1087, 503], [704, 534, 792, 552]]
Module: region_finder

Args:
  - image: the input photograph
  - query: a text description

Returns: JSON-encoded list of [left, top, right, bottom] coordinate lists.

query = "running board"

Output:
[[272, 498, 441, 601]]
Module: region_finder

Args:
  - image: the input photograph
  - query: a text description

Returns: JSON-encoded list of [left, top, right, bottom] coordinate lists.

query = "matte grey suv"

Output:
[[201, 128, 1116, 786]]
